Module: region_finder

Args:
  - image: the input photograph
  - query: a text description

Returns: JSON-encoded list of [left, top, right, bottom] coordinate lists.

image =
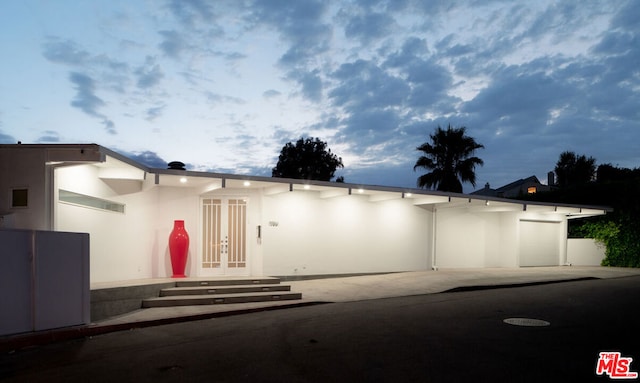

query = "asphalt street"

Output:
[[2, 276, 640, 382]]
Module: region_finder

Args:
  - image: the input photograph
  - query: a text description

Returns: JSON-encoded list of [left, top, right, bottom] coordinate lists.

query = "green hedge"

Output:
[[576, 216, 640, 267]]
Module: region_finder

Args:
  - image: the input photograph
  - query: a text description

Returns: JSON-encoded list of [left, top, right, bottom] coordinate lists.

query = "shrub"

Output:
[[579, 215, 640, 267]]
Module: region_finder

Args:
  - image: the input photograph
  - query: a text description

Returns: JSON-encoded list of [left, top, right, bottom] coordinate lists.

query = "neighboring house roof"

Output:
[[472, 175, 552, 198]]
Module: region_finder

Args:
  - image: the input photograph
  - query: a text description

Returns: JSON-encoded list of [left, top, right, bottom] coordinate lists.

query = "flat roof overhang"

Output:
[[3, 143, 610, 220], [148, 168, 611, 219]]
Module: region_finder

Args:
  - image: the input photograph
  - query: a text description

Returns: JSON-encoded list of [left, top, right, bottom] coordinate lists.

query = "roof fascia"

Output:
[[149, 166, 612, 214], [97, 145, 151, 172]]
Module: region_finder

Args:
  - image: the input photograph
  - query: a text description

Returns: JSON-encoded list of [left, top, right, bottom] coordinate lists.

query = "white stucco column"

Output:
[[431, 206, 438, 270]]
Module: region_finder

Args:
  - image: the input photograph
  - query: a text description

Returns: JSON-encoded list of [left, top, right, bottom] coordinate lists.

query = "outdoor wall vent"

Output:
[[11, 188, 29, 208], [167, 161, 186, 170]]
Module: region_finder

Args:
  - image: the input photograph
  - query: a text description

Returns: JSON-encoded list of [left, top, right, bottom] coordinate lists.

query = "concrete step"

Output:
[[160, 284, 291, 296], [175, 277, 281, 287], [142, 291, 303, 308]]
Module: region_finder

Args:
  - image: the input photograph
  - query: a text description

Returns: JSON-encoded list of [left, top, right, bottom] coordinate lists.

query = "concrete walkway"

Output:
[[94, 266, 640, 327], [3, 266, 640, 352]]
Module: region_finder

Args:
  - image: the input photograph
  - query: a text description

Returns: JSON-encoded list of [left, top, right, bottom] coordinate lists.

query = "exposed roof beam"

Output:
[[264, 185, 290, 196], [368, 192, 399, 202], [319, 189, 348, 199]]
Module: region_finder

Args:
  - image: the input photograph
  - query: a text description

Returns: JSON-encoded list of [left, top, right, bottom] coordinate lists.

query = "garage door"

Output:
[[519, 220, 561, 266]]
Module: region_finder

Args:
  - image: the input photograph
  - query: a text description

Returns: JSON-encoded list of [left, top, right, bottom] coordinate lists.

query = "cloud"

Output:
[[223, 52, 247, 61], [146, 104, 166, 121], [462, 62, 573, 128], [205, 92, 245, 106], [249, 0, 331, 65], [330, 59, 410, 110], [610, 0, 640, 31], [323, 44, 459, 173], [247, 0, 332, 101], [343, 11, 395, 45], [135, 56, 164, 89], [270, 127, 306, 148], [292, 69, 323, 102], [69, 72, 105, 114], [43, 38, 129, 76], [592, 31, 636, 56], [69, 72, 116, 134], [383, 37, 456, 110], [102, 119, 116, 134], [263, 89, 281, 99], [42, 39, 90, 65], [36, 131, 61, 142], [335, 108, 401, 147], [118, 150, 168, 168], [167, 0, 217, 28], [436, 39, 473, 58], [42, 38, 128, 132], [0, 130, 16, 144], [158, 30, 188, 59]]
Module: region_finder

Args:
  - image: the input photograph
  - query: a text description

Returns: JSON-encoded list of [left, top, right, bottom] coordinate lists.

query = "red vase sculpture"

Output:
[[169, 220, 189, 278]]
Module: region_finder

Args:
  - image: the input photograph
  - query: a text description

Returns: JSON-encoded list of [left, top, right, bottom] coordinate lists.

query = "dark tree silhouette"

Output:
[[272, 137, 344, 181], [554, 151, 596, 188], [413, 125, 484, 193]]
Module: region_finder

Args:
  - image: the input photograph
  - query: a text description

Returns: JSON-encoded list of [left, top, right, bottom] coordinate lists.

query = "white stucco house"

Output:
[[0, 143, 610, 284]]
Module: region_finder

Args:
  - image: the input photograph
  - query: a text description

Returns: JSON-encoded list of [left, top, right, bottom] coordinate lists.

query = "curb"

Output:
[[440, 276, 600, 293], [1, 301, 326, 353]]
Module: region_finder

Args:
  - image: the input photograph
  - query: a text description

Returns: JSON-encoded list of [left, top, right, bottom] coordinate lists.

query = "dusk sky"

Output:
[[1, 0, 638, 192]]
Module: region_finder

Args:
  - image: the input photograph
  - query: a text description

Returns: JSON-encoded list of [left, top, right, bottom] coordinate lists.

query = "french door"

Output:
[[201, 197, 248, 275]]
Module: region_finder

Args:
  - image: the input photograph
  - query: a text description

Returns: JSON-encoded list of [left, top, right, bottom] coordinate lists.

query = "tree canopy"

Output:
[[413, 124, 484, 193], [554, 151, 596, 188], [272, 137, 344, 181]]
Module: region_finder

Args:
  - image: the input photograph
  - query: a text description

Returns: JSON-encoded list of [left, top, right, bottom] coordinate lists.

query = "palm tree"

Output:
[[414, 125, 484, 193]]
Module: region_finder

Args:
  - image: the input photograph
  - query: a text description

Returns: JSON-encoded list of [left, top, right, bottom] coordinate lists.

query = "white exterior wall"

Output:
[[0, 148, 49, 230], [498, 213, 519, 268], [435, 208, 508, 268], [567, 238, 605, 266], [435, 208, 568, 268], [152, 186, 202, 279], [52, 163, 576, 282], [55, 164, 161, 283], [55, 165, 263, 282], [260, 192, 432, 276]]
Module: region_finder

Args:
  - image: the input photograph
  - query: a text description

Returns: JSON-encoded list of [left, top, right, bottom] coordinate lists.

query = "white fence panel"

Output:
[[567, 238, 605, 266]]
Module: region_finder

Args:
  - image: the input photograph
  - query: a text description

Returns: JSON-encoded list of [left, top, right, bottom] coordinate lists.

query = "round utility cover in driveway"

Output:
[[503, 318, 551, 327]]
